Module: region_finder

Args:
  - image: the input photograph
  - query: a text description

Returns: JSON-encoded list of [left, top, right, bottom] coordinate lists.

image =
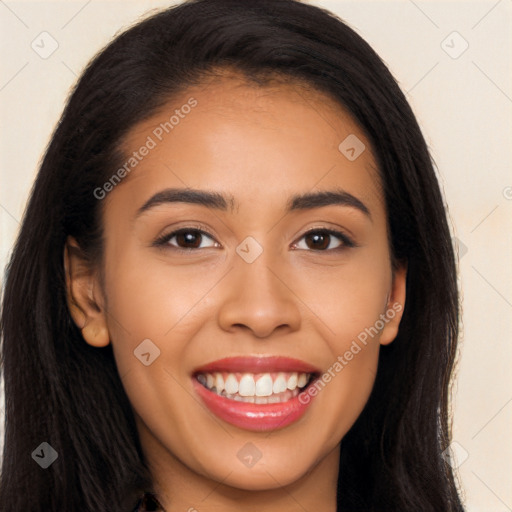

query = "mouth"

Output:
[[195, 370, 314, 404], [192, 356, 320, 431]]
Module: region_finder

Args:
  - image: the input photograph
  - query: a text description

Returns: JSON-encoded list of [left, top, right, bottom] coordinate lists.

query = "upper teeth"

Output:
[[197, 371, 310, 397]]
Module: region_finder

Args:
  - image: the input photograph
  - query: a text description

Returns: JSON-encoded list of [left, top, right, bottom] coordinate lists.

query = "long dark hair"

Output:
[[0, 0, 463, 510]]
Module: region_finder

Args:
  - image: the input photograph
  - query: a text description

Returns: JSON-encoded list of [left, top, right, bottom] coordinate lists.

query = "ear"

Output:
[[64, 236, 110, 347], [379, 261, 407, 346]]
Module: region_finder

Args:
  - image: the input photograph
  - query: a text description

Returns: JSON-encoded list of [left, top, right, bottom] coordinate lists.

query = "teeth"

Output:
[[214, 373, 224, 394], [239, 374, 256, 396], [273, 373, 288, 394], [255, 374, 273, 397], [287, 372, 298, 390], [224, 374, 239, 395], [297, 373, 308, 388], [197, 371, 312, 402]]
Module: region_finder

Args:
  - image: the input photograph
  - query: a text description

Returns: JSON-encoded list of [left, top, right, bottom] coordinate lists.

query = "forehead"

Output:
[[108, 73, 383, 216]]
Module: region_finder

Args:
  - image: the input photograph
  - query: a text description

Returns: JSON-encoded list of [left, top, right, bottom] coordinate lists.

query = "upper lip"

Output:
[[193, 356, 321, 375]]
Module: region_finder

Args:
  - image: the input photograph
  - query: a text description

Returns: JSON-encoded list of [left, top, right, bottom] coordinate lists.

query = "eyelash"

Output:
[[153, 225, 356, 253]]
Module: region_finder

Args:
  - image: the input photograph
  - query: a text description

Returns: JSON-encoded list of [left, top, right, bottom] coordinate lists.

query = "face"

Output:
[[67, 73, 406, 501]]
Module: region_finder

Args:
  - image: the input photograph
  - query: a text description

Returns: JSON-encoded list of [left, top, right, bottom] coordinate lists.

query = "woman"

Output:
[[0, 0, 464, 510]]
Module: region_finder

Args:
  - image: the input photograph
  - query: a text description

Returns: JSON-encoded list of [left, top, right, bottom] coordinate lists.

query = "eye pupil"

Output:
[[177, 230, 201, 248], [306, 232, 329, 250]]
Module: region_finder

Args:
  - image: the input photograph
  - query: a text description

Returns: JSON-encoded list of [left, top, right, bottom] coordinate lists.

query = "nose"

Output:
[[217, 253, 302, 338]]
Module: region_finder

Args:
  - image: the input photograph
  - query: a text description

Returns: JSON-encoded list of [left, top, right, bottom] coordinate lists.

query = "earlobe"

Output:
[[64, 237, 110, 347], [379, 262, 407, 346], [81, 321, 110, 348]]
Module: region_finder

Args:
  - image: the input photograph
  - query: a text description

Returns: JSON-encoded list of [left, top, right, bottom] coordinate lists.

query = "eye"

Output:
[[291, 229, 355, 251], [153, 227, 354, 252], [154, 228, 219, 250]]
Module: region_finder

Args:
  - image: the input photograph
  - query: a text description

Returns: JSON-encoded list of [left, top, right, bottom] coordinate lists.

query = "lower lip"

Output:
[[192, 378, 315, 432]]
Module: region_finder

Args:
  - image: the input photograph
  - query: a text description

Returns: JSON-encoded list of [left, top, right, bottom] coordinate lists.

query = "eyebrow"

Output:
[[135, 187, 370, 219]]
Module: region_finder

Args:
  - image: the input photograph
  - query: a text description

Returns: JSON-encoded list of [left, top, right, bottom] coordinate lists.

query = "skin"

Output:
[[66, 71, 406, 512]]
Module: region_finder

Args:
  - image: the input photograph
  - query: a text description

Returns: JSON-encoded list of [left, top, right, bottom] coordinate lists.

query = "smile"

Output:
[[196, 371, 312, 404], [192, 356, 320, 431]]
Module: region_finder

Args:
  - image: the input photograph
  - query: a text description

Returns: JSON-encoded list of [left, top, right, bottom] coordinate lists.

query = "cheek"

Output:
[[100, 245, 229, 414], [298, 318, 382, 451], [289, 249, 391, 427], [102, 252, 203, 444], [102, 246, 218, 345], [290, 250, 392, 348]]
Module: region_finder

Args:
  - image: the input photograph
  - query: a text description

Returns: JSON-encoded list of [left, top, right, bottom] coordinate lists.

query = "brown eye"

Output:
[[292, 229, 354, 251], [175, 230, 203, 248], [155, 228, 218, 250], [304, 232, 336, 250]]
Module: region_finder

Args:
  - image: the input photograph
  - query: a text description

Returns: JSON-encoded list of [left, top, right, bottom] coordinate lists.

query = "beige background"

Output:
[[1, 1, 511, 510]]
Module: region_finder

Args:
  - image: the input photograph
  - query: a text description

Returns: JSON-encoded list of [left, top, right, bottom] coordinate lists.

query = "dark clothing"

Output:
[[133, 492, 164, 511]]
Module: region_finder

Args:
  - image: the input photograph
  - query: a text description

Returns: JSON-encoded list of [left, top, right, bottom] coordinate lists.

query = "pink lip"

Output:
[[192, 356, 320, 432], [193, 355, 320, 374]]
